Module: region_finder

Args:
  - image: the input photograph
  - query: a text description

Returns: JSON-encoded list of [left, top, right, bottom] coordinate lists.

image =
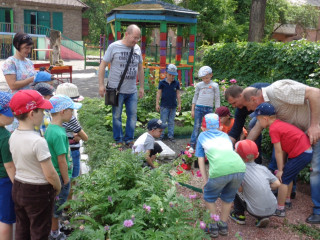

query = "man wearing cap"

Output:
[[132, 119, 167, 169], [241, 79, 320, 224], [0, 91, 15, 240], [98, 24, 144, 147], [156, 64, 181, 141], [9, 90, 61, 239]]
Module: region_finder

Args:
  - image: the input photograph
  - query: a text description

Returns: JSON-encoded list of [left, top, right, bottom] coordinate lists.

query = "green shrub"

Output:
[[202, 40, 320, 85]]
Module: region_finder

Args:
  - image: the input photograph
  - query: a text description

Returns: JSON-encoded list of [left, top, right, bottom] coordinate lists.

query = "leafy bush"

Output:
[[202, 40, 320, 85], [75, 98, 210, 240]]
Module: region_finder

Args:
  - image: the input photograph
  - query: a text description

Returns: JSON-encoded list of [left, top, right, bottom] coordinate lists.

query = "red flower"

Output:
[[176, 170, 183, 175]]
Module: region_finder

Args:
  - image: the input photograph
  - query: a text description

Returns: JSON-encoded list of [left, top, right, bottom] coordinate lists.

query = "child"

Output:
[[190, 66, 220, 151], [34, 82, 55, 136], [9, 90, 61, 239], [132, 119, 166, 169], [156, 64, 181, 141], [32, 70, 54, 87], [215, 106, 247, 139], [0, 92, 15, 240], [44, 95, 82, 240], [255, 102, 312, 217], [196, 113, 245, 238], [231, 139, 280, 228], [56, 83, 88, 179]]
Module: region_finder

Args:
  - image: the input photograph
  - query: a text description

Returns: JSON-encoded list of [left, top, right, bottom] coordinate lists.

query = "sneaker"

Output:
[[255, 217, 270, 228], [168, 137, 175, 142], [290, 191, 296, 199], [285, 201, 292, 210], [48, 232, 67, 240], [125, 141, 134, 148], [273, 209, 286, 217], [229, 211, 246, 225], [217, 221, 228, 236], [204, 223, 219, 238]]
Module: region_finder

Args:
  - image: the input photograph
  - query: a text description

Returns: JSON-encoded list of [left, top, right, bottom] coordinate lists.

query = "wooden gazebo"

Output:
[[105, 0, 199, 86]]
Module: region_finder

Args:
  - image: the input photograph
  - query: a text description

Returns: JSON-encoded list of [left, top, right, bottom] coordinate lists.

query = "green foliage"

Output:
[[297, 164, 312, 184], [202, 40, 320, 85], [261, 128, 273, 159], [287, 221, 320, 239], [75, 99, 211, 239]]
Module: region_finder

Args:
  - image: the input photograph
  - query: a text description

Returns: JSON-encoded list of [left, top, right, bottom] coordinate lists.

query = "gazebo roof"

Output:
[[106, 0, 199, 25]]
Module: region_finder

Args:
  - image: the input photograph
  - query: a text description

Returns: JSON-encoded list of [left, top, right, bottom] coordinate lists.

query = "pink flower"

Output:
[[199, 221, 206, 230], [123, 219, 134, 228], [187, 153, 192, 158], [143, 204, 151, 213], [104, 225, 110, 231], [230, 79, 237, 84], [210, 214, 220, 222], [221, 80, 226, 83], [184, 150, 189, 155], [108, 196, 112, 202], [189, 194, 197, 199], [196, 170, 202, 177]]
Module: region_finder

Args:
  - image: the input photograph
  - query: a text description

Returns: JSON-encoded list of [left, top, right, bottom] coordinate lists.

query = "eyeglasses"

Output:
[[130, 35, 141, 41], [22, 35, 32, 40]]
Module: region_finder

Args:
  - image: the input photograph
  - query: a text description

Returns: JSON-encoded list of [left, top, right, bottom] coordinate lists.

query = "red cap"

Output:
[[215, 106, 230, 117], [9, 90, 53, 115], [235, 139, 259, 162]]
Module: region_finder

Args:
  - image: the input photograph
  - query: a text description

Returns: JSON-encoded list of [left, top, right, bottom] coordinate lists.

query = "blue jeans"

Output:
[[112, 92, 137, 144], [311, 140, 320, 214], [71, 149, 80, 178], [54, 176, 70, 218], [160, 107, 176, 139], [190, 105, 213, 147]]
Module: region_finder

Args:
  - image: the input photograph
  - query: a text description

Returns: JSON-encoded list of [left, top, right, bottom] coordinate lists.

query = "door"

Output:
[[52, 12, 63, 33], [37, 11, 50, 35]]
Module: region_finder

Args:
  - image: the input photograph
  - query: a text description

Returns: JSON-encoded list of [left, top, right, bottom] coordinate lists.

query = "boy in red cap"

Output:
[[231, 139, 280, 228], [9, 90, 61, 240]]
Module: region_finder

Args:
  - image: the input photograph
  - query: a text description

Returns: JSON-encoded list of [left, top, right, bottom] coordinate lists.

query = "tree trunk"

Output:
[[50, 30, 61, 65], [248, 0, 267, 42]]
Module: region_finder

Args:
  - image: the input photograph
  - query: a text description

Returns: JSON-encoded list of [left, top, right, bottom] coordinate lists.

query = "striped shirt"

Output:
[[63, 116, 82, 149]]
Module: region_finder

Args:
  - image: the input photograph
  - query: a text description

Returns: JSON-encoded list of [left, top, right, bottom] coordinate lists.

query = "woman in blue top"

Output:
[[2, 32, 36, 93]]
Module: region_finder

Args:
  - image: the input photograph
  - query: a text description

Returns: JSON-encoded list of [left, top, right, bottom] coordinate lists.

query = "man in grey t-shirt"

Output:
[[98, 24, 144, 146]]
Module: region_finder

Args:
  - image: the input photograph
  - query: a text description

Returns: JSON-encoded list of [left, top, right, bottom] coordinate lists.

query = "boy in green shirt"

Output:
[[45, 94, 82, 240]]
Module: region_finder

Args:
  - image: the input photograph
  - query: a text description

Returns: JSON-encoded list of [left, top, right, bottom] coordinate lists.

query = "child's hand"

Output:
[[156, 104, 160, 112], [276, 170, 283, 183], [73, 134, 81, 142], [191, 110, 195, 118]]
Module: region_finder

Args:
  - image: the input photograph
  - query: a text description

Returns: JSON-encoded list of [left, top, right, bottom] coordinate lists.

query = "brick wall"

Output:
[[1, 1, 83, 40]]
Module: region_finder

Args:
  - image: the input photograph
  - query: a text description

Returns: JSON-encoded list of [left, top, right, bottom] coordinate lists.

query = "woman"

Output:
[[2, 32, 36, 93]]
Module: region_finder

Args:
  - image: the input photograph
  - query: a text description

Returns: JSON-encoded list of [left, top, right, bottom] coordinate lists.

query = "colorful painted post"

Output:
[[175, 25, 183, 66], [141, 26, 147, 62], [107, 23, 114, 47], [188, 25, 197, 85], [115, 21, 121, 41], [160, 22, 167, 79]]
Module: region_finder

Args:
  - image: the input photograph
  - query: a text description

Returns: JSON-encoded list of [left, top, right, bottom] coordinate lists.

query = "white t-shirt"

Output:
[[9, 129, 51, 184], [132, 132, 154, 154]]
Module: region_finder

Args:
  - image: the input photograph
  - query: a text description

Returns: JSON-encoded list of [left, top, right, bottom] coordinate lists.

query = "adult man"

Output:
[[98, 24, 144, 146], [225, 83, 269, 164], [242, 79, 320, 224]]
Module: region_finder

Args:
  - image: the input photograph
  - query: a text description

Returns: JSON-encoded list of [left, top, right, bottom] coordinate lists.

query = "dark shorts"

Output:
[[0, 177, 15, 224], [204, 172, 245, 203], [149, 142, 163, 157], [12, 179, 55, 240], [282, 151, 313, 185], [53, 176, 70, 218]]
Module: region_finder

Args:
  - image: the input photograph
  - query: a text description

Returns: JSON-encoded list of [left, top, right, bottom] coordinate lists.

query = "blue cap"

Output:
[[202, 113, 219, 129], [0, 91, 13, 117], [147, 118, 167, 130], [34, 71, 52, 83], [49, 94, 82, 113], [255, 102, 276, 116], [166, 64, 178, 76]]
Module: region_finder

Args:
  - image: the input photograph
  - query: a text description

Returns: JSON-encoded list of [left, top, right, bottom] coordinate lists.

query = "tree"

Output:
[[248, 0, 267, 42]]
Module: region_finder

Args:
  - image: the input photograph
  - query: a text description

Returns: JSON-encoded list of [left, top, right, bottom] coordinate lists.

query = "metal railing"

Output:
[[0, 22, 84, 58]]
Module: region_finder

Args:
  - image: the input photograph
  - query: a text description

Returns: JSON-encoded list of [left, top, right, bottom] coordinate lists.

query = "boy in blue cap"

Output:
[[45, 95, 82, 240], [156, 64, 181, 141], [133, 119, 166, 169], [255, 102, 313, 217], [0, 91, 15, 240]]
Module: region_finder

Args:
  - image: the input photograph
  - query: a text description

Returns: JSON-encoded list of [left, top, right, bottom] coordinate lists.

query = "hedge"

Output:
[[202, 40, 320, 85]]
